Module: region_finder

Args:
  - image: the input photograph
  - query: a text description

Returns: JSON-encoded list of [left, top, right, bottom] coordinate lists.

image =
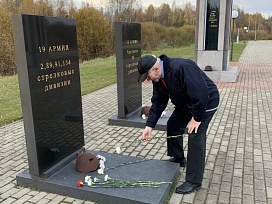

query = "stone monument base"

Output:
[[108, 108, 172, 131], [17, 150, 179, 204], [204, 66, 239, 82]]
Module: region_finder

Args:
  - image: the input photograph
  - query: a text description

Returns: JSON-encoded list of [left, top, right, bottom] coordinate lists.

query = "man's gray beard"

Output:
[[154, 79, 159, 82]]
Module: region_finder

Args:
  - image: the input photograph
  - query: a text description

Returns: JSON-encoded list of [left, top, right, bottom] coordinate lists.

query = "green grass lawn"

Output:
[[231, 42, 247, 62], [0, 75, 22, 126], [80, 56, 117, 95], [0, 43, 246, 127], [146, 44, 195, 60]]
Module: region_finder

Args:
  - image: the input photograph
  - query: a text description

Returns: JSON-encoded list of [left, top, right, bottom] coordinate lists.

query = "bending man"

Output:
[[137, 54, 219, 194]]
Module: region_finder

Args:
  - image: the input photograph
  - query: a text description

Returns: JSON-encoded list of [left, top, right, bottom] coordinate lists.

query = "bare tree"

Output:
[[95, 0, 140, 25], [52, 0, 68, 17]]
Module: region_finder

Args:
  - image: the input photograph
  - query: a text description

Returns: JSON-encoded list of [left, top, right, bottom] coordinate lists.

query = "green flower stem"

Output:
[[88, 185, 161, 188], [152, 134, 185, 140], [99, 180, 171, 185], [84, 179, 171, 188], [104, 158, 150, 171], [119, 134, 186, 150]]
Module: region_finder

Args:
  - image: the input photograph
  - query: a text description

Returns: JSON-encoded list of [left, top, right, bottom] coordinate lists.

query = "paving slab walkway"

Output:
[[1, 40, 272, 204]]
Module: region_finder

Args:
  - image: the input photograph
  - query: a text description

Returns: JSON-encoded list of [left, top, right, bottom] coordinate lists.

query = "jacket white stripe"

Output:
[[206, 107, 218, 112]]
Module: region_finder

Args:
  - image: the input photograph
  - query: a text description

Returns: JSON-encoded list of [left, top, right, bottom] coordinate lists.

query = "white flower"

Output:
[[161, 111, 166, 117], [87, 179, 92, 186], [98, 168, 104, 174], [97, 155, 106, 162], [141, 114, 147, 120], [93, 177, 99, 182], [96, 155, 106, 171], [104, 175, 111, 181], [100, 162, 105, 170], [115, 146, 122, 154], [85, 175, 91, 183]]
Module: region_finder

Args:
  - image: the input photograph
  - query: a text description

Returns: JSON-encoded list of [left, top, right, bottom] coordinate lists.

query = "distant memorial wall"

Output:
[[12, 14, 84, 177], [195, 0, 238, 82], [205, 0, 220, 50]]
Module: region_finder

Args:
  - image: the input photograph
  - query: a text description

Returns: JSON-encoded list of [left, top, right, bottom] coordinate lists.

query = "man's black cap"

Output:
[[137, 55, 157, 82]]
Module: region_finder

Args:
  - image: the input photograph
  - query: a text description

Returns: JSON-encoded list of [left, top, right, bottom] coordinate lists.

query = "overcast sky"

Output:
[[83, 0, 271, 19], [141, 0, 271, 18]]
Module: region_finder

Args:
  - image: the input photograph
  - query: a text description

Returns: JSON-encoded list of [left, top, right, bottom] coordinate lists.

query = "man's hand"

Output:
[[188, 117, 201, 134], [141, 126, 153, 141]]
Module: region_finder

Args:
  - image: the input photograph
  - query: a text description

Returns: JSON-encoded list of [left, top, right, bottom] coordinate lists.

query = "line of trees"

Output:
[[0, 0, 271, 75]]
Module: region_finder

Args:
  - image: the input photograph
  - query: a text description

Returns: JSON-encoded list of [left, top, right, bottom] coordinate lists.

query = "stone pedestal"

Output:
[[109, 109, 172, 131], [17, 150, 179, 204], [204, 66, 238, 82]]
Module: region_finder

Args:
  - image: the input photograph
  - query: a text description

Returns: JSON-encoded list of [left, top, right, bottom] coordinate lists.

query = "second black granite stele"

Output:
[[108, 22, 172, 130]]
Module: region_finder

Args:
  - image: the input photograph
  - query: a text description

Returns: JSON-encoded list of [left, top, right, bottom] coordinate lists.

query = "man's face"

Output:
[[146, 64, 161, 82]]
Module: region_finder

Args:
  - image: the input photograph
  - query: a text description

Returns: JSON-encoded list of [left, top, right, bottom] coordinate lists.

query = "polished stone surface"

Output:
[[205, 0, 220, 50], [12, 14, 84, 176], [114, 22, 142, 118]]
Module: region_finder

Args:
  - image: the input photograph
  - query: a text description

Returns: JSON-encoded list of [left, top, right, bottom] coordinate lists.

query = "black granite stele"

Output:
[[114, 22, 142, 118], [205, 0, 220, 50], [12, 14, 84, 177], [17, 150, 180, 204], [12, 15, 179, 204], [108, 22, 169, 130]]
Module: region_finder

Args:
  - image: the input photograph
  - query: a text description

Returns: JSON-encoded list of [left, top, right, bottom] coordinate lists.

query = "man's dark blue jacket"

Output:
[[146, 54, 220, 128]]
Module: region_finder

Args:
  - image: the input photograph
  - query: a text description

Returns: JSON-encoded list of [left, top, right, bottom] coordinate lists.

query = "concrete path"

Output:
[[1, 40, 272, 204]]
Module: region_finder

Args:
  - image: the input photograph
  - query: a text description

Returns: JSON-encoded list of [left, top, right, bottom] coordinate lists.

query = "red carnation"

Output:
[[77, 180, 83, 187]]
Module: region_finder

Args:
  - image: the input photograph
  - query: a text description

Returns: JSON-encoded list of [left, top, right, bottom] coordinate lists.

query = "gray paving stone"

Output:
[[195, 188, 208, 201], [1, 197, 17, 204], [36, 199, 51, 204], [83, 201, 96, 204], [231, 186, 242, 199], [211, 174, 223, 184], [181, 191, 196, 203], [218, 191, 230, 204], [242, 194, 254, 203], [0, 183, 16, 195], [267, 187, 272, 198], [222, 173, 232, 182], [254, 189, 267, 203], [209, 183, 220, 195], [11, 187, 31, 199], [193, 200, 205, 204], [30, 192, 48, 203], [206, 194, 218, 204], [12, 195, 32, 204], [168, 193, 183, 204], [44, 193, 57, 200], [230, 197, 242, 204], [220, 181, 231, 193]]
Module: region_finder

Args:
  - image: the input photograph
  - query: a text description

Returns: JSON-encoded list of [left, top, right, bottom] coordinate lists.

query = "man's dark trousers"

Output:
[[167, 108, 216, 184]]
